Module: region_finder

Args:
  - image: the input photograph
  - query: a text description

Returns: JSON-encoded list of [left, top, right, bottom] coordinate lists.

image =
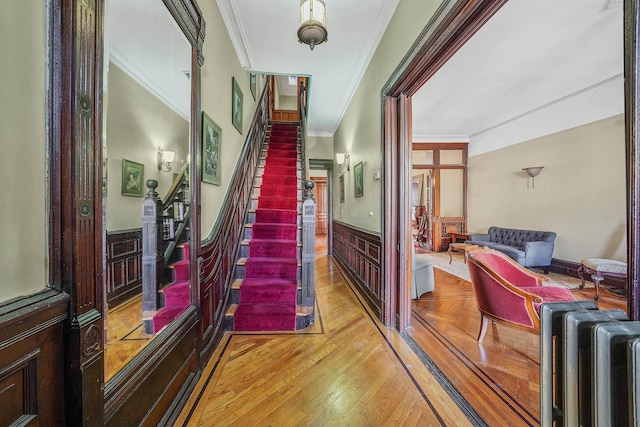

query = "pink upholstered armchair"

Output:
[[465, 246, 575, 342]]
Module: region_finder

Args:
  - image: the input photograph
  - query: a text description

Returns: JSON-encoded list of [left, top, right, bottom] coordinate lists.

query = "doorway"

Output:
[[309, 159, 334, 256], [412, 143, 468, 252]]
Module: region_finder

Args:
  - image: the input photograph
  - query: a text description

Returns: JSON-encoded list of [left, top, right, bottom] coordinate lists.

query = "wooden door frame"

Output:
[[309, 159, 335, 254], [48, 0, 206, 423], [382, 0, 639, 330]]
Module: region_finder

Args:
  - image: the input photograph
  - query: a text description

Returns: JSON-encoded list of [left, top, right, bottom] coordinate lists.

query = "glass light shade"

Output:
[[336, 152, 345, 165], [163, 150, 176, 163], [298, 0, 328, 50], [522, 166, 543, 177]]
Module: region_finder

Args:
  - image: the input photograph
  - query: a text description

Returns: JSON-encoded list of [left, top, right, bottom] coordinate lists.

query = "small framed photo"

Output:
[[122, 159, 144, 197], [339, 175, 345, 203], [354, 161, 364, 198], [232, 76, 243, 134], [250, 73, 257, 101], [202, 112, 222, 185]]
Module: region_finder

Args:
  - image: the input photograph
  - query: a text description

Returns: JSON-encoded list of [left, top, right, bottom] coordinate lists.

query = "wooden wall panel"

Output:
[[106, 229, 142, 309], [332, 221, 383, 319], [0, 290, 69, 426]]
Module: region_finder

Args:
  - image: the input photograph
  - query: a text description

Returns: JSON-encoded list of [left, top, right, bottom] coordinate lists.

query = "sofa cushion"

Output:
[[488, 226, 556, 247], [490, 244, 525, 264]]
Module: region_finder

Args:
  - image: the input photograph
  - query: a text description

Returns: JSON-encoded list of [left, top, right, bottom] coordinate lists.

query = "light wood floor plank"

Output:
[[176, 252, 471, 426]]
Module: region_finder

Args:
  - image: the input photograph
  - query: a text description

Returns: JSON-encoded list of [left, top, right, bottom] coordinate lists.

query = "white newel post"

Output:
[[302, 180, 316, 312], [142, 179, 163, 334]]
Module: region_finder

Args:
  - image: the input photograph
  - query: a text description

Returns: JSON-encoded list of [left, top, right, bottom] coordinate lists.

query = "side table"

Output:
[[448, 243, 469, 264], [577, 258, 627, 300]]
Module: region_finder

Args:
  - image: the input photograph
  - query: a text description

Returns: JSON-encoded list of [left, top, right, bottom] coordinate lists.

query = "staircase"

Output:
[[229, 123, 302, 331], [152, 242, 191, 332]]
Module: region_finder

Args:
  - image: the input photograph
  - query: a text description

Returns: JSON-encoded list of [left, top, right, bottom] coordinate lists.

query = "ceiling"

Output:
[[109, 0, 624, 155], [217, 0, 400, 137], [412, 0, 624, 156], [220, 0, 623, 155]]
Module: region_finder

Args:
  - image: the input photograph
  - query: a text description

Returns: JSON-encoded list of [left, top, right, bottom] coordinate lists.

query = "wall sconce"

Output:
[[158, 148, 176, 172], [336, 151, 350, 173], [522, 166, 543, 188]]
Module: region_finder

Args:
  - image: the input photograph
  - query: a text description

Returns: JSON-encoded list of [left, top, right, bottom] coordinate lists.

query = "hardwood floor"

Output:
[[107, 236, 626, 425], [408, 268, 626, 426], [104, 295, 154, 382], [175, 249, 472, 426]]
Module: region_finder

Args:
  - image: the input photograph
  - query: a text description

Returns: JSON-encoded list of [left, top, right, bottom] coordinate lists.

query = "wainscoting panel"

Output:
[[332, 221, 383, 319], [0, 290, 69, 426], [106, 229, 142, 310]]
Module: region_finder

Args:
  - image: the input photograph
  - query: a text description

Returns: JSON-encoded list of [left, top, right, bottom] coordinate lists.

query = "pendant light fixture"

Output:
[[297, 0, 328, 51]]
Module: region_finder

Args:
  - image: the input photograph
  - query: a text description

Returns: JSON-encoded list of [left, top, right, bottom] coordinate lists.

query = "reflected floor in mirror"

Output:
[[105, 296, 154, 382]]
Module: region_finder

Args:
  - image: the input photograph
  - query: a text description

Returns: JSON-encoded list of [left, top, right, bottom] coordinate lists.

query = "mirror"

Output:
[[102, 0, 192, 381]]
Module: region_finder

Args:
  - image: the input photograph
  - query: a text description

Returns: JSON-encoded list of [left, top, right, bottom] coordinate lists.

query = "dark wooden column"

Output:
[[625, 0, 640, 321], [49, 0, 105, 424]]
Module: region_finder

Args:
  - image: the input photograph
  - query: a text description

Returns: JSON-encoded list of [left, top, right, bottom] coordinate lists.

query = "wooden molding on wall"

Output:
[[332, 221, 383, 319], [105, 229, 142, 309], [0, 290, 69, 426]]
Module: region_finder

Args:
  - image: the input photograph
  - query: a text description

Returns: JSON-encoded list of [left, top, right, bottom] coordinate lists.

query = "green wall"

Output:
[[332, 0, 442, 232], [0, 2, 47, 303], [199, 1, 265, 238]]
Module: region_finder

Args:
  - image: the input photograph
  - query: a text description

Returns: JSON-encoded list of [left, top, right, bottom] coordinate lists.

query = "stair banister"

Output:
[[302, 180, 316, 309], [298, 78, 316, 314], [142, 179, 163, 333]]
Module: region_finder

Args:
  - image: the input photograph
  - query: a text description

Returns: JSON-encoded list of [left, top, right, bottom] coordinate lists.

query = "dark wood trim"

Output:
[[332, 221, 383, 320], [383, 95, 398, 327], [383, 2, 505, 331], [104, 308, 199, 426], [383, 0, 509, 97], [49, 0, 105, 423], [105, 229, 142, 310], [625, 0, 640, 320], [0, 290, 69, 426], [49, 0, 206, 424], [309, 158, 335, 256]]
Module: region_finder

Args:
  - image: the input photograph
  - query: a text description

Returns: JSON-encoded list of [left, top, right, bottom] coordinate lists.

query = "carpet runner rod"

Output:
[[232, 123, 302, 331]]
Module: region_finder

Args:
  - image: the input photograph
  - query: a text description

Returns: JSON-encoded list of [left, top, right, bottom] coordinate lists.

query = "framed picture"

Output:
[[354, 161, 364, 198], [339, 175, 345, 203], [202, 112, 222, 185], [122, 159, 144, 197], [250, 73, 257, 101], [232, 77, 243, 134]]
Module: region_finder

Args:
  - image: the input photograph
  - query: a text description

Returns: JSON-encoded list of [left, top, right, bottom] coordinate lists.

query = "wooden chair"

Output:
[[465, 246, 575, 342]]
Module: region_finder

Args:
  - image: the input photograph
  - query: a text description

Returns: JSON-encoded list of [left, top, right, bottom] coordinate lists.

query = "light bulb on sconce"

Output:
[[336, 151, 350, 173], [158, 148, 176, 172], [522, 166, 543, 188]]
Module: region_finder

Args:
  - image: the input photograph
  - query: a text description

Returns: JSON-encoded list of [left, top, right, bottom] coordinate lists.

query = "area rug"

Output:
[[415, 249, 589, 289]]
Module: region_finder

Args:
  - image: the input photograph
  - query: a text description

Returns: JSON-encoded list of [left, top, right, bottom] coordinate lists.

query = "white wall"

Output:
[[0, 2, 47, 302], [468, 115, 626, 262]]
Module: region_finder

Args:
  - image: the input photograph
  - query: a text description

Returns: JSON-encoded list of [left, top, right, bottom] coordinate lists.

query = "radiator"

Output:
[[540, 301, 640, 426]]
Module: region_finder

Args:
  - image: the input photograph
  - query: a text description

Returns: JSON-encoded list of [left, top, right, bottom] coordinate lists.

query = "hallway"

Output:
[[176, 247, 471, 426]]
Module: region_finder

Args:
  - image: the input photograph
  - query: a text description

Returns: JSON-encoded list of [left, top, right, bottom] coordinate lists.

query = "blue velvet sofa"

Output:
[[465, 226, 556, 273]]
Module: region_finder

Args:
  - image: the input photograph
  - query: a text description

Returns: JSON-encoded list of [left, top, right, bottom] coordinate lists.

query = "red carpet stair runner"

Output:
[[232, 123, 301, 331], [152, 243, 190, 332]]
